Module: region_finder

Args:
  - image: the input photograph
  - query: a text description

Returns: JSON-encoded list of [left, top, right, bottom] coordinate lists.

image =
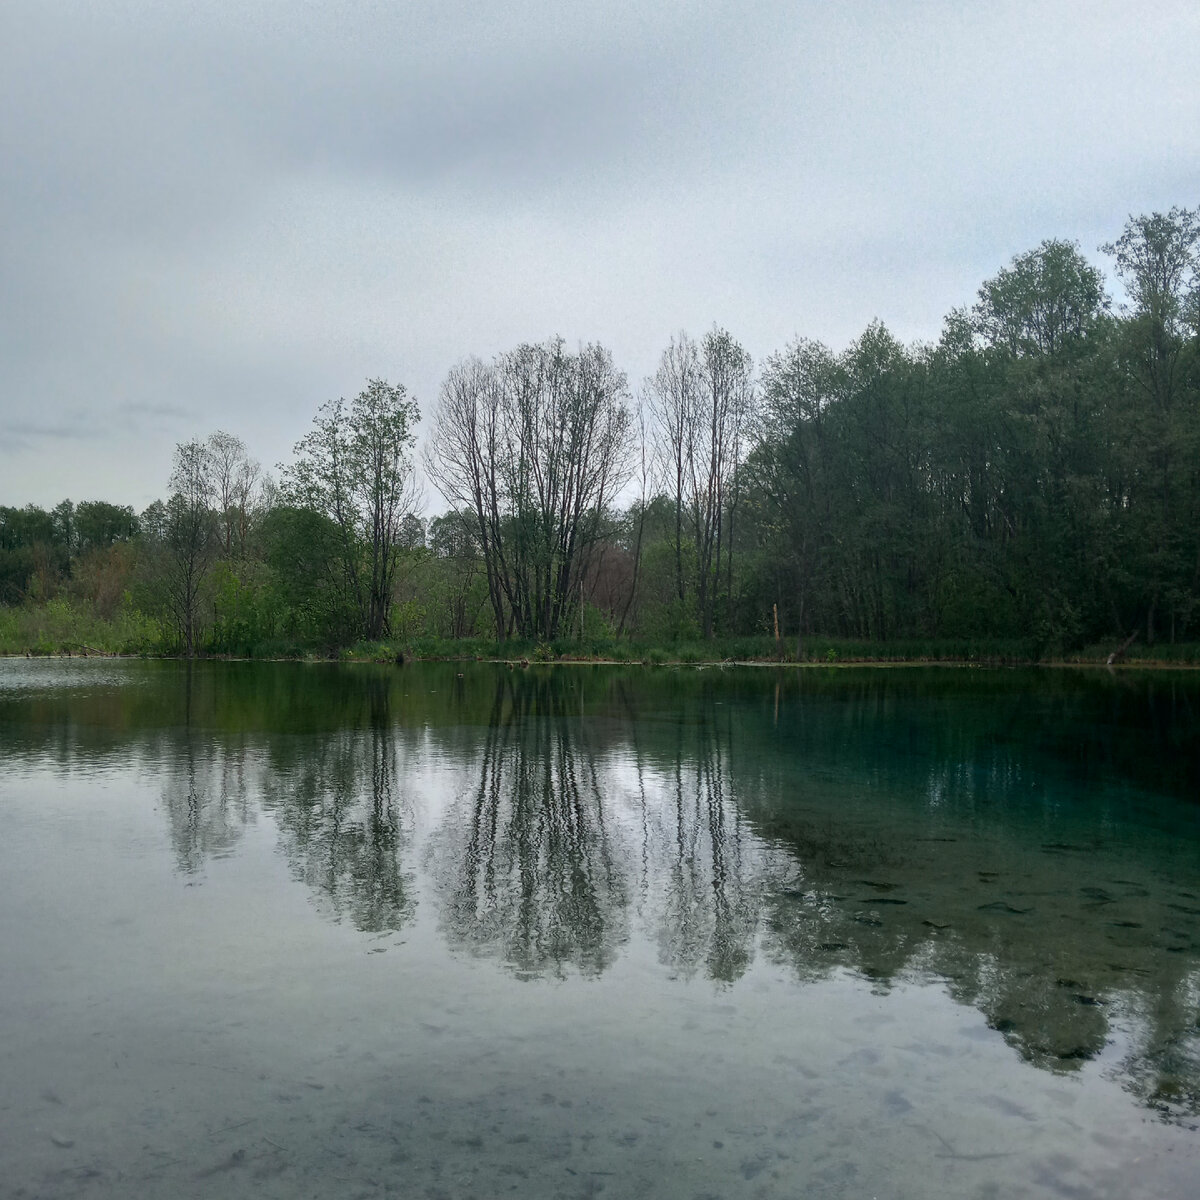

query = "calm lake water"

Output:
[[2, 659, 1199, 1199]]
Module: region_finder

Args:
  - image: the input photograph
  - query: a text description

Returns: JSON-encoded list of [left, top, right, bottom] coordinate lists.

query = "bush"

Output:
[[0, 597, 169, 656]]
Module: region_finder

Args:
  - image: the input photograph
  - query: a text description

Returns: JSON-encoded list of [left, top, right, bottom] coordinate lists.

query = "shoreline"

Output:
[[4, 651, 1199, 671]]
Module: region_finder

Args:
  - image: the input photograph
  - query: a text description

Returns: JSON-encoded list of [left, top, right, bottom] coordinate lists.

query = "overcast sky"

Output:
[[2, 0, 1198, 509]]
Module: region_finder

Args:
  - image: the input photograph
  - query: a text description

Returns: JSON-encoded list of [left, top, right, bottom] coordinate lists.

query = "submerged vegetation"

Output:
[[3, 208, 1200, 663]]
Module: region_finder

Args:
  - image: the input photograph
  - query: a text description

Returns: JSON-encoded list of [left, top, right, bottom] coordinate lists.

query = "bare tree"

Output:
[[424, 357, 510, 639], [165, 439, 217, 656], [427, 339, 633, 642], [698, 328, 754, 635], [646, 328, 754, 637], [617, 400, 650, 636], [205, 431, 265, 557], [644, 333, 700, 608]]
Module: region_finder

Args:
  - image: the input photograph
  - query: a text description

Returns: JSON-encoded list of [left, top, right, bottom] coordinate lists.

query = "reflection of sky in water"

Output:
[[2, 660, 1199, 1198]]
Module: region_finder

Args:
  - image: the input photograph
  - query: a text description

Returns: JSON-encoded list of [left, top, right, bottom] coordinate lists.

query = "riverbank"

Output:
[[5, 642, 1200, 669], [5, 598, 1198, 666]]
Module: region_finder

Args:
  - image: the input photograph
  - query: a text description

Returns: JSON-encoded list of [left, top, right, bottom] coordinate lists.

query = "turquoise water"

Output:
[[1, 660, 1198, 1198]]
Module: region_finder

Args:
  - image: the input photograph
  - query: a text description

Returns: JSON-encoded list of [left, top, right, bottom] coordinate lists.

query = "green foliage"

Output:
[[388, 598, 426, 641], [207, 561, 285, 657], [0, 597, 167, 656], [284, 379, 420, 642], [258, 505, 359, 647], [973, 239, 1107, 356]]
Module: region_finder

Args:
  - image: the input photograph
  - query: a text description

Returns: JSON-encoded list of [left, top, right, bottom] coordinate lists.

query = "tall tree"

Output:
[[285, 379, 420, 641], [971, 242, 1113, 646], [973, 239, 1107, 357], [165, 439, 218, 657], [1103, 208, 1200, 641], [424, 357, 510, 639], [749, 337, 841, 641], [205, 431, 264, 558], [645, 333, 700, 608], [645, 328, 754, 638], [696, 328, 754, 635], [427, 339, 633, 642]]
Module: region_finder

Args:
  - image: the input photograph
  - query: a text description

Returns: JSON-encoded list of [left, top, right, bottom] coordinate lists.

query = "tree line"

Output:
[[3, 207, 1198, 657]]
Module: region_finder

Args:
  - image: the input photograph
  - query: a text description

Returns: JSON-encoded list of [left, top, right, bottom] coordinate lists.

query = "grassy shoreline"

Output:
[[4, 646, 1199, 670], [4, 600, 1198, 667]]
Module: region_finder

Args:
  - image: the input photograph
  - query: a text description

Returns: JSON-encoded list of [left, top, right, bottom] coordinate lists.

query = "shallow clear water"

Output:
[[1, 659, 1198, 1199]]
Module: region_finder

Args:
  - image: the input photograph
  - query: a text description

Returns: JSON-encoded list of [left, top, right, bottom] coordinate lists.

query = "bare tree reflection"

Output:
[[431, 673, 631, 978], [617, 679, 766, 984], [428, 672, 777, 983]]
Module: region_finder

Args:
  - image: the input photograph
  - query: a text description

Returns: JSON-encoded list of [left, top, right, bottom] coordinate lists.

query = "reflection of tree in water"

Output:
[[163, 745, 253, 874], [751, 795, 1200, 1117], [618, 680, 768, 984], [1118, 967, 1200, 1117], [157, 668, 415, 932], [260, 676, 414, 932], [160, 664, 252, 874], [431, 673, 631, 978], [428, 672, 778, 984], [140, 660, 1200, 1116], [428, 663, 1200, 1122]]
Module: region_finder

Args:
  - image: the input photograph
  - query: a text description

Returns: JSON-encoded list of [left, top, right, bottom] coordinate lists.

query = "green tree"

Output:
[[0, 504, 62, 602], [748, 337, 841, 643], [75, 501, 138, 553], [973, 239, 1107, 357], [969, 241, 1113, 648], [428, 511, 486, 639], [1103, 208, 1200, 642], [258, 505, 357, 645], [285, 379, 420, 642]]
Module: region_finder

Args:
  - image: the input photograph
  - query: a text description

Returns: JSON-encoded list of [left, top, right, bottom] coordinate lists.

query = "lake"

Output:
[[1, 658, 1198, 1198]]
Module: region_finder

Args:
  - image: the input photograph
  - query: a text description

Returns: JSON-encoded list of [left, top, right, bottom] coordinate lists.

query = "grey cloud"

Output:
[[1, 414, 103, 451], [2, 0, 1198, 507], [115, 401, 192, 420], [0, 401, 187, 450], [3, 0, 741, 231]]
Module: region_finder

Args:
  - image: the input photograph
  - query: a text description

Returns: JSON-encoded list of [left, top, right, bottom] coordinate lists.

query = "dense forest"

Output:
[[3, 208, 1199, 661]]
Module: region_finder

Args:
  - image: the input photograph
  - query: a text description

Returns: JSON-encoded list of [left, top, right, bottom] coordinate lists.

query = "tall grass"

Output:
[[340, 633, 1054, 666], [1067, 641, 1200, 666], [0, 599, 168, 656], [4, 600, 1196, 666]]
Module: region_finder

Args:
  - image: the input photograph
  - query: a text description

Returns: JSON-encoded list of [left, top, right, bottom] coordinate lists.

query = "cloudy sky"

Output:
[[2, 0, 1197, 509]]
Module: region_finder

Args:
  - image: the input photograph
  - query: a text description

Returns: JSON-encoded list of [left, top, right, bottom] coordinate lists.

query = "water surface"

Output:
[[2, 660, 1199, 1198]]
